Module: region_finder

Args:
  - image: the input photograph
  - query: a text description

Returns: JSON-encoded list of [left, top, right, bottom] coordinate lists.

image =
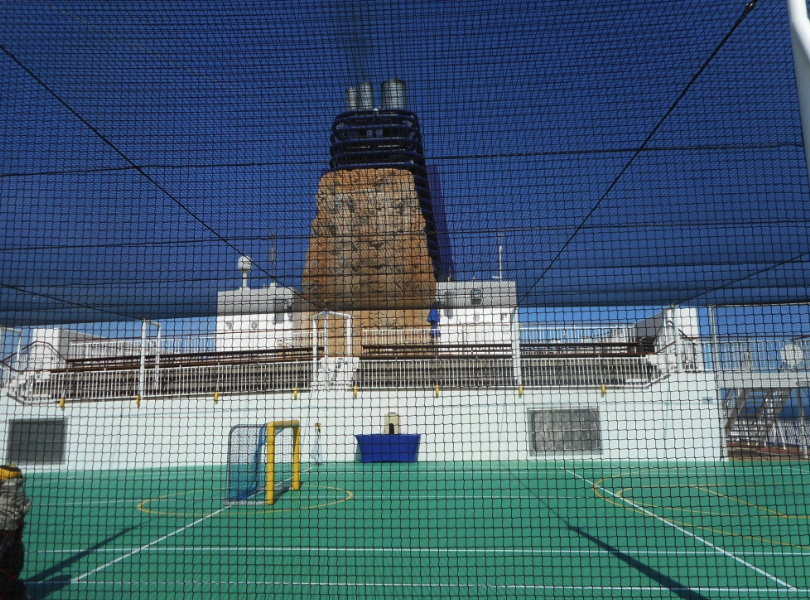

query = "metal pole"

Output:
[[708, 306, 725, 460], [789, 0, 810, 180], [511, 307, 522, 388], [15, 333, 23, 371], [154, 323, 161, 392], [672, 307, 683, 374], [312, 315, 318, 385], [139, 319, 161, 397], [139, 320, 147, 398], [798, 378, 809, 459], [325, 314, 329, 358], [346, 315, 352, 357]]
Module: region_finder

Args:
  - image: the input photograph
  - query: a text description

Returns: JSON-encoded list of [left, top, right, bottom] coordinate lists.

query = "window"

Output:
[[7, 419, 66, 465], [530, 409, 600, 453]]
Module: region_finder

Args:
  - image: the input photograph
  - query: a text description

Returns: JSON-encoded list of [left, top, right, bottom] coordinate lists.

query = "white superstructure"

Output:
[[0, 264, 753, 473]]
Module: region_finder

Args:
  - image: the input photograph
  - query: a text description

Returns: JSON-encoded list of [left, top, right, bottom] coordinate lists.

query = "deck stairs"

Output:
[[725, 387, 793, 447]]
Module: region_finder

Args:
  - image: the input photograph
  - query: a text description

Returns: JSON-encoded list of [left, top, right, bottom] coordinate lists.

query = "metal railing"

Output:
[[10, 361, 312, 404], [68, 330, 313, 360], [354, 358, 515, 389], [521, 357, 660, 387], [361, 328, 436, 347], [520, 323, 635, 344], [714, 338, 810, 372]]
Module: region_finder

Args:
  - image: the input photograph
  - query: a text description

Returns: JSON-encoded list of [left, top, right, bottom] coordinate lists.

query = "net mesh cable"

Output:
[[1, 1, 810, 598]]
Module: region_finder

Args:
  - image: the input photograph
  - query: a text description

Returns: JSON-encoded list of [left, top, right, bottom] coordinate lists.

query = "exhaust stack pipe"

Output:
[[380, 78, 408, 110], [346, 87, 359, 111], [358, 82, 374, 110]]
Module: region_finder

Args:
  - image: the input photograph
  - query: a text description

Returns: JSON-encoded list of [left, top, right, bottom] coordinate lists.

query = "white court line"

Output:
[[351, 494, 579, 500], [70, 465, 313, 583], [70, 504, 231, 583], [36, 546, 810, 557], [26, 580, 810, 593], [47, 499, 147, 507], [564, 468, 797, 591], [46, 493, 578, 509]]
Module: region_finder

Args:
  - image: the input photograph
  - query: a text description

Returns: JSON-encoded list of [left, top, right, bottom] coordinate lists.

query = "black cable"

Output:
[[0, 43, 317, 311], [517, 0, 761, 306]]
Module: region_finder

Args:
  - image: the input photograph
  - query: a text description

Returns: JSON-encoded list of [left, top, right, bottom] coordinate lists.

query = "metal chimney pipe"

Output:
[[380, 78, 408, 110], [358, 82, 374, 110], [346, 87, 359, 111]]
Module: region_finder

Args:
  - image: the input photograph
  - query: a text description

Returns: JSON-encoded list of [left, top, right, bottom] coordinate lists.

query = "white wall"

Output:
[[0, 372, 721, 473]]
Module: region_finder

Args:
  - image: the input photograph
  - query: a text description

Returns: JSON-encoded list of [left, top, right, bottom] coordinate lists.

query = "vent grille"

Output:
[[531, 409, 601, 453], [7, 419, 66, 465]]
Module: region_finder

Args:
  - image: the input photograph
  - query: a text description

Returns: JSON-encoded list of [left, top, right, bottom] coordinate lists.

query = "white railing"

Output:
[[68, 336, 215, 359], [362, 326, 513, 355], [521, 357, 660, 387], [68, 330, 314, 360], [276, 331, 312, 349], [5, 354, 669, 403], [11, 361, 313, 404], [520, 323, 635, 344], [68, 339, 148, 359], [714, 338, 810, 372], [362, 328, 436, 347], [355, 358, 515, 389]]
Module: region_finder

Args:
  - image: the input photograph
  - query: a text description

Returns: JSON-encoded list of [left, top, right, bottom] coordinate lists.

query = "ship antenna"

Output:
[[237, 256, 253, 289]]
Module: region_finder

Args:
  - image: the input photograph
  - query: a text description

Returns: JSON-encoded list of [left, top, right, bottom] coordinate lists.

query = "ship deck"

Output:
[[22, 460, 810, 599]]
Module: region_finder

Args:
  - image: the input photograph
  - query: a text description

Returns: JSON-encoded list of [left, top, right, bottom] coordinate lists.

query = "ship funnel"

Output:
[[346, 87, 359, 111], [358, 82, 374, 110], [380, 78, 408, 110]]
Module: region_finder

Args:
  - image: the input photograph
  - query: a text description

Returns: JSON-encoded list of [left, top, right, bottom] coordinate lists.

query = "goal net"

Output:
[[226, 421, 301, 504]]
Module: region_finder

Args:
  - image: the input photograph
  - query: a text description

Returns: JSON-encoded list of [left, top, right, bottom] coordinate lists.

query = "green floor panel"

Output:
[[20, 461, 810, 599]]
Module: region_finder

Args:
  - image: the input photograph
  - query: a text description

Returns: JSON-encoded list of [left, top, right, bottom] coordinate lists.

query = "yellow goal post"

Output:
[[266, 420, 301, 505]]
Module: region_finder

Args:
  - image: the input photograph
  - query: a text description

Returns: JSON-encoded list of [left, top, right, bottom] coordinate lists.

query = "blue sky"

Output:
[[1, 0, 809, 326]]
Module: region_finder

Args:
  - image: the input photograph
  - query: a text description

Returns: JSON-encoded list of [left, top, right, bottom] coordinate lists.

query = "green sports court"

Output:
[[22, 460, 810, 599], [5, 1, 810, 599]]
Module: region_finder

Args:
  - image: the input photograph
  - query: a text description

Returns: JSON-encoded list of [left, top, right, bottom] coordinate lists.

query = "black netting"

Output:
[[1, 2, 809, 599]]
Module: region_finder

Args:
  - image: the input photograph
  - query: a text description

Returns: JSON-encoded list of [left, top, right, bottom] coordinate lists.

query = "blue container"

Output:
[[355, 434, 421, 462]]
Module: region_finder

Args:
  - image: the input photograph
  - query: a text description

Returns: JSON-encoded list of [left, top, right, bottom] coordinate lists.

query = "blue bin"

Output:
[[355, 434, 421, 462]]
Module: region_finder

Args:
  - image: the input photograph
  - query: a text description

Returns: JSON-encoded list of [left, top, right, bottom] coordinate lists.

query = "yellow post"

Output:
[[265, 424, 276, 504], [265, 420, 301, 504], [435, 385, 440, 397], [59, 397, 65, 410], [353, 385, 358, 398], [601, 383, 607, 396], [292, 423, 301, 492], [136, 394, 141, 407], [518, 385, 524, 396], [214, 391, 219, 402], [293, 386, 299, 400]]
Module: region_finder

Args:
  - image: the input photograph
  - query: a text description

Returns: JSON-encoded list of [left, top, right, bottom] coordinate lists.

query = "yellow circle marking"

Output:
[[592, 467, 810, 550], [137, 485, 353, 517]]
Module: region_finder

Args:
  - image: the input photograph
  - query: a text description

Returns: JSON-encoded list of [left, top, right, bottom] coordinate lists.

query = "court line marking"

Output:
[[46, 493, 580, 507], [350, 494, 581, 499], [70, 505, 231, 583], [26, 580, 810, 593], [594, 472, 810, 550], [564, 468, 797, 591], [36, 546, 810, 557], [70, 465, 314, 582]]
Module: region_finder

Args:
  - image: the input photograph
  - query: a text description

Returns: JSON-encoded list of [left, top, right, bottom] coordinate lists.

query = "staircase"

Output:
[[725, 388, 794, 450]]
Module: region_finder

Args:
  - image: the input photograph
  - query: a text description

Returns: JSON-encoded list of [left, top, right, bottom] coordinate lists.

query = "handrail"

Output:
[[0, 340, 68, 377]]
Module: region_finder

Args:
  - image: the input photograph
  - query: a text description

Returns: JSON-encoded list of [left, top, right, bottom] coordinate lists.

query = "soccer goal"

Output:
[[226, 420, 301, 504]]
